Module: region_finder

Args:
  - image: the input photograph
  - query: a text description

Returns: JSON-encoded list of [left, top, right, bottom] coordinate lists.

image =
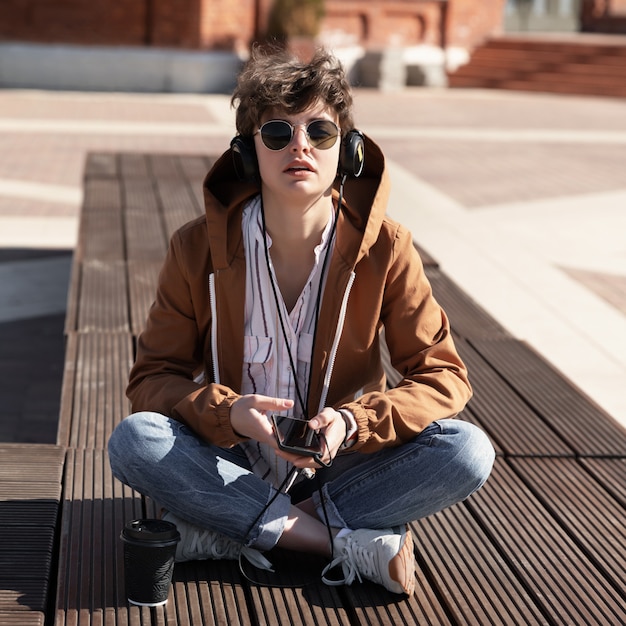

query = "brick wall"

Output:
[[0, 0, 147, 45], [446, 0, 507, 49], [0, 0, 505, 51]]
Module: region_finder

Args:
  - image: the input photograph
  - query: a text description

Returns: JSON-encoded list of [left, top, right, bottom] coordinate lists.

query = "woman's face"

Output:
[[254, 103, 341, 206]]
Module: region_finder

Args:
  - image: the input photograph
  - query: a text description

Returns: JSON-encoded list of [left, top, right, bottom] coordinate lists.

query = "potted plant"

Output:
[[266, 0, 325, 60]]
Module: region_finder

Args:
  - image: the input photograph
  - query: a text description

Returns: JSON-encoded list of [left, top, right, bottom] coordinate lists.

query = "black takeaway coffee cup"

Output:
[[121, 518, 181, 607]]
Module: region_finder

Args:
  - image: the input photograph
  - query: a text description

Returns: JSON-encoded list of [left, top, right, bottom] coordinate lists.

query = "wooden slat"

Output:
[[78, 179, 125, 262], [118, 152, 150, 180], [510, 457, 626, 596], [84, 153, 118, 180], [63, 253, 80, 335], [0, 444, 64, 624], [408, 498, 548, 625], [57, 332, 78, 448], [176, 155, 214, 217], [467, 459, 626, 624], [470, 338, 626, 457], [241, 550, 349, 626], [456, 339, 574, 457], [426, 268, 512, 340], [128, 260, 162, 337], [75, 261, 129, 333], [0, 611, 45, 625], [54, 448, 149, 626], [580, 457, 626, 507], [154, 176, 203, 240], [123, 180, 168, 261], [169, 560, 256, 626], [64, 332, 133, 450]]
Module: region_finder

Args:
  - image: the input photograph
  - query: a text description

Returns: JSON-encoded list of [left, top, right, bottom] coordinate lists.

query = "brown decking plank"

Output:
[[455, 339, 574, 457], [247, 583, 348, 626], [176, 155, 214, 217], [66, 333, 133, 450], [54, 448, 145, 626], [467, 459, 626, 624], [407, 497, 547, 625], [84, 153, 118, 180], [123, 185, 168, 262], [170, 560, 253, 626], [426, 267, 512, 341], [580, 458, 626, 507], [240, 550, 349, 625], [470, 338, 626, 457], [510, 457, 626, 597], [0, 445, 63, 620], [118, 153, 150, 180], [342, 576, 454, 626], [57, 332, 78, 448], [127, 261, 161, 337], [64, 254, 80, 335], [0, 444, 65, 483], [154, 177, 203, 240], [78, 179, 124, 263], [75, 262, 129, 333], [0, 612, 45, 625]]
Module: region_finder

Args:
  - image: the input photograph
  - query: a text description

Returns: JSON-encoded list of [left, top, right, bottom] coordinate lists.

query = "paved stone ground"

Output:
[[0, 87, 624, 443]]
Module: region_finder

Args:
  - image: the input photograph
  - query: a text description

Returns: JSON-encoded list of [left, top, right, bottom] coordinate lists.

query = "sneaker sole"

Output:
[[387, 527, 416, 596]]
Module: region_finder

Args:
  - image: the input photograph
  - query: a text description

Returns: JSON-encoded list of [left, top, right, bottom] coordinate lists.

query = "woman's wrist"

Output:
[[338, 409, 358, 449]]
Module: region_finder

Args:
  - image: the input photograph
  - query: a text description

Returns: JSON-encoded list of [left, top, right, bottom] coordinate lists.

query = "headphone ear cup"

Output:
[[230, 136, 258, 181], [339, 130, 365, 178]]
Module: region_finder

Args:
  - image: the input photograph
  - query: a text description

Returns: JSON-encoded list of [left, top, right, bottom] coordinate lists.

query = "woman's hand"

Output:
[[275, 407, 347, 469], [230, 394, 294, 445]]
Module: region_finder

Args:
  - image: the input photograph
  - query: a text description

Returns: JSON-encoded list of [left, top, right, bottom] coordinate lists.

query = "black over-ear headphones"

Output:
[[230, 129, 365, 181]]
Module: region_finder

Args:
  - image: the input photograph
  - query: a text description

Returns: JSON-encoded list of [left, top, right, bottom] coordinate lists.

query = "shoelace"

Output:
[[184, 527, 274, 571], [321, 536, 378, 586]]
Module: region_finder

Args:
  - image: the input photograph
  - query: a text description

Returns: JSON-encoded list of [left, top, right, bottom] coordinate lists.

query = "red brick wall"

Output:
[[446, 0, 507, 49], [323, 1, 447, 47], [198, 0, 257, 50], [0, 0, 506, 51], [0, 0, 147, 45], [149, 0, 201, 47]]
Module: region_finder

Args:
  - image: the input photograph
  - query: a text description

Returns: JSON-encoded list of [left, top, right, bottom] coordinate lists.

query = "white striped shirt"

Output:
[[240, 195, 335, 489]]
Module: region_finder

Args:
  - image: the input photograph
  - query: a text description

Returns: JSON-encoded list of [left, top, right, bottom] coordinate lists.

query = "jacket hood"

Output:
[[202, 134, 390, 270]]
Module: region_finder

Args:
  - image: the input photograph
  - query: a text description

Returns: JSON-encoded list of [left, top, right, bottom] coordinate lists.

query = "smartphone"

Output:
[[271, 414, 324, 459]]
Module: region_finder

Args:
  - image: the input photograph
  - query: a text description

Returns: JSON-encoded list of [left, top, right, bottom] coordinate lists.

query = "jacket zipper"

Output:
[[318, 271, 356, 411], [208, 272, 220, 384]]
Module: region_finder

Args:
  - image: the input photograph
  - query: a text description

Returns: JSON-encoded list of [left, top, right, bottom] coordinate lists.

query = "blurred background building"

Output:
[[0, 1, 624, 94]]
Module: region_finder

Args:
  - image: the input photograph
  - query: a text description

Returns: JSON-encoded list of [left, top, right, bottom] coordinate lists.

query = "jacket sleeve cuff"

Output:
[[216, 395, 249, 446]]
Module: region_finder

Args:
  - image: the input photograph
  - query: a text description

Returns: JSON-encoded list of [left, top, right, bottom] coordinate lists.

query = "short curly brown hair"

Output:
[[231, 46, 355, 139]]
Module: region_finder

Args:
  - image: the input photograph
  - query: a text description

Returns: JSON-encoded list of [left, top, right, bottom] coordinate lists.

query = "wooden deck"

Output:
[[3, 151, 626, 625]]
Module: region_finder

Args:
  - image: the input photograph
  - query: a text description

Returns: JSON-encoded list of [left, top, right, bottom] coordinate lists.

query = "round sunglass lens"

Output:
[[260, 121, 292, 150], [307, 121, 339, 149]]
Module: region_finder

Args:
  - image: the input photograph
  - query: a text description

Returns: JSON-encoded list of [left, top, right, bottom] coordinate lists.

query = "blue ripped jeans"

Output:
[[108, 412, 494, 552]]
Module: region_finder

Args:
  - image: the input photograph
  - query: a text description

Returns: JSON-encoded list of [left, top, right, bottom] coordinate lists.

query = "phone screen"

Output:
[[271, 415, 323, 457]]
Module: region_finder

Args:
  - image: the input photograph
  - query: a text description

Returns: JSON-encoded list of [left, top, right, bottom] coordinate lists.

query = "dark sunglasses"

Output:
[[256, 119, 340, 151]]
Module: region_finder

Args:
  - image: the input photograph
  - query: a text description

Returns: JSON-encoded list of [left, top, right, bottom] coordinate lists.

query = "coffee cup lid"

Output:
[[123, 519, 180, 542]]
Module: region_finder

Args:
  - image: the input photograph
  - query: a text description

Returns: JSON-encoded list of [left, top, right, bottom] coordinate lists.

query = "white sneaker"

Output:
[[321, 526, 415, 595], [162, 511, 273, 571]]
